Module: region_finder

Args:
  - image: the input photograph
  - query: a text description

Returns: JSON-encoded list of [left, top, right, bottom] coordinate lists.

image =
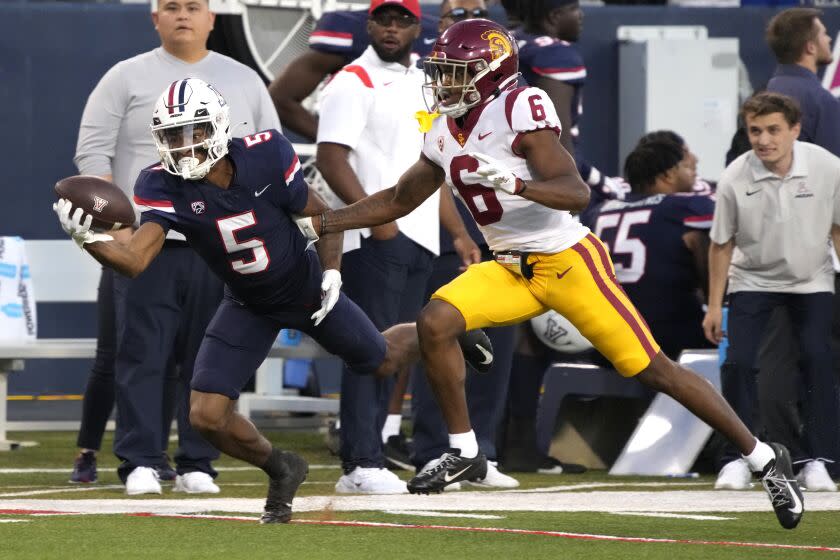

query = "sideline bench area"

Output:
[[0, 338, 333, 451]]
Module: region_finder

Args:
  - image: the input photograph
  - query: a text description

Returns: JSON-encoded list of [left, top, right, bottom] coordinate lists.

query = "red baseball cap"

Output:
[[369, 0, 421, 19]]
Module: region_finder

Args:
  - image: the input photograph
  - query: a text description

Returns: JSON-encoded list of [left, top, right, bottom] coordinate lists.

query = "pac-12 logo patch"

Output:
[[191, 201, 206, 214], [92, 196, 109, 213]]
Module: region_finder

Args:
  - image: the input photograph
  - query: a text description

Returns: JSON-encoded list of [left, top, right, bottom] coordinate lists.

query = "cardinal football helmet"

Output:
[[423, 19, 520, 118], [150, 78, 231, 180]]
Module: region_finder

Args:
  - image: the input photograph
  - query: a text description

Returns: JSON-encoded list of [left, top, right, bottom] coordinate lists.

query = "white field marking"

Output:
[[0, 485, 123, 498], [0, 465, 338, 475], [118, 513, 840, 553], [611, 512, 735, 521], [381, 510, 504, 519], [3, 490, 840, 514], [0, 519, 29, 523], [504, 482, 711, 493]]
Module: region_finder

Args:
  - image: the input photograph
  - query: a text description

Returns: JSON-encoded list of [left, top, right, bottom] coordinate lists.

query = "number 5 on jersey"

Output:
[[216, 212, 269, 274]]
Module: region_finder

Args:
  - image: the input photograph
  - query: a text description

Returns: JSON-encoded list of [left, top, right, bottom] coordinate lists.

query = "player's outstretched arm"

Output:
[[53, 199, 165, 278], [315, 155, 445, 235], [85, 222, 165, 279]]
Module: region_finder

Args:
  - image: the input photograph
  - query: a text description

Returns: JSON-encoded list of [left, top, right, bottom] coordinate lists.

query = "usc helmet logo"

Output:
[[481, 30, 512, 61]]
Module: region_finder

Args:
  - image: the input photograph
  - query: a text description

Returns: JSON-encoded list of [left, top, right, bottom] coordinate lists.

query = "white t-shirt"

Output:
[[421, 86, 589, 253], [318, 46, 440, 255]]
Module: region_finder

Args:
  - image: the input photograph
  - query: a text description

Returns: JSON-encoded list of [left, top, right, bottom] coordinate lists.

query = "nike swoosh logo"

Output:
[[746, 189, 761, 196], [788, 482, 803, 514], [443, 465, 472, 483], [383, 81, 393, 86], [478, 131, 493, 141], [556, 266, 573, 280], [255, 184, 271, 197], [475, 344, 493, 365]]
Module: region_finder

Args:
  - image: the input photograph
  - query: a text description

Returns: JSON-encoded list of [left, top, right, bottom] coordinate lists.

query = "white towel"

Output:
[[0, 236, 37, 341]]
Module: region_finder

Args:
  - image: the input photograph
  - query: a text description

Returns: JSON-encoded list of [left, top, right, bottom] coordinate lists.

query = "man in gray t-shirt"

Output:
[[704, 92, 840, 492], [70, 0, 279, 495]]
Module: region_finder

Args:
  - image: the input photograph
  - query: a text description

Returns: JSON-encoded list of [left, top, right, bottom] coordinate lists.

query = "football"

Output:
[[530, 310, 594, 354], [54, 175, 135, 230]]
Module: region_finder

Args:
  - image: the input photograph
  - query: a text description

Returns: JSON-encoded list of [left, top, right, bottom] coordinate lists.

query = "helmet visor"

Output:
[[152, 121, 213, 153]]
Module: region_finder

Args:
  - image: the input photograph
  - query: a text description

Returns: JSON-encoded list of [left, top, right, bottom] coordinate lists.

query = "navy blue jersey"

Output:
[[134, 130, 316, 310], [513, 30, 585, 145], [309, 10, 439, 62], [580, 193, 714, 323]]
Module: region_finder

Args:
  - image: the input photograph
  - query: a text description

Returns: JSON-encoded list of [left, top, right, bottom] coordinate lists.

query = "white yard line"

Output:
[[610, 512, 735, 521], [0, 485, 123, 498]]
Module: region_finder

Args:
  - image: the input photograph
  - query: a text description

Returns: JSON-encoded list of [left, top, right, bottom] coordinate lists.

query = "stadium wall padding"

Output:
[[3, 2, 837, 395]]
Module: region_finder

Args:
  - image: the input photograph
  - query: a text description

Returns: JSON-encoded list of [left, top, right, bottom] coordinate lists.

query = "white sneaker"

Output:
[[125, 466, 162, 496], [335, 467, 408, 494], [796, 460, 837, 492], [173, 472, 221, 494], [463, 461, 520, 489], [419, 458, 461, 491], [714, 458, 752, 490]]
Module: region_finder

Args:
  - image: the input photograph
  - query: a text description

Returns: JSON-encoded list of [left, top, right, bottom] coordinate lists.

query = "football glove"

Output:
[[466, 152, 526, 195], [311, 269, 342, 326], [53, 198, 114, 249]]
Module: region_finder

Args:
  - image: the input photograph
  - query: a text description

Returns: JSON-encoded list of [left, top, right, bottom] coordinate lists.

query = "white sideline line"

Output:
[[0, 465, 338, 474], [503, 482, 711, 493], [3, 491, 840, 513], [0, 519, 29, 523], [0, 485, 123, 497], [611, 512, 735, 521]]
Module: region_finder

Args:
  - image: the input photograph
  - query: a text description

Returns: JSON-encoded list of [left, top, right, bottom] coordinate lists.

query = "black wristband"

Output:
[[319, 212, 327, 236]]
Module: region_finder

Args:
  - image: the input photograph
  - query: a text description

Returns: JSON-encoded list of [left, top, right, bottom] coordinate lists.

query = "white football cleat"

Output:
[[463, 461, 520, 489], [335, 467, 408, 494], [125, 466, 162, 496], [714, 458, 752, 490], [173, 472, 221, 494]]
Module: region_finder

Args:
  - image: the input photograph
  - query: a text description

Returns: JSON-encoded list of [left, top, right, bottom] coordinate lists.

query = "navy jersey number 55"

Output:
[[133, 130, 316, 309]]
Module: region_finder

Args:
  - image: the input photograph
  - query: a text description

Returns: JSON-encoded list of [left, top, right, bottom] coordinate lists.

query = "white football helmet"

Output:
[[150, 78, 231, 180]]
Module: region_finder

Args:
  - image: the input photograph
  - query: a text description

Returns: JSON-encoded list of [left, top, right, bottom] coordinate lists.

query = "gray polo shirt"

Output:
[[74, 47, 280, 219], [710, 141, 840, 294]]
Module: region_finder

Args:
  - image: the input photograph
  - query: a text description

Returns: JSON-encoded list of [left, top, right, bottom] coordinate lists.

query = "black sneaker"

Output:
[[384, 433, 413, 471], [459, 329, 494, 374], [759, 443, 804, 530], [69, 451, 97, 483], [407, 450, 487, 494], [156, 456, 177, 481], [260, 451, 309, 524]]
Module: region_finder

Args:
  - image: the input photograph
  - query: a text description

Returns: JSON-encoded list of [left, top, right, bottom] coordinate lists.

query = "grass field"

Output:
[[2, 430, 839, 559]]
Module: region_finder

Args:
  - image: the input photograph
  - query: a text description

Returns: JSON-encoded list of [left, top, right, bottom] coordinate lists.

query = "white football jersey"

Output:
[[422, 86, 589, 253]]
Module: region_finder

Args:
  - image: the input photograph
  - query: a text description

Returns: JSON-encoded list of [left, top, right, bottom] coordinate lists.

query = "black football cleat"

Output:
[[384, 432, 413, 471], [759, 443, 804, 530], [459, 329, 494, 374], [260, 451, 309, 524], [407, 450, 487, 494]]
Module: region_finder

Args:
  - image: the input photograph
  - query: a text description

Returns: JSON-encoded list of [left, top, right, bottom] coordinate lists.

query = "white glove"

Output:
[[466, 152, 526, 195], [602, 176, 631, 201], [311, 269, 342, 326], [53, 198, 113, 249]]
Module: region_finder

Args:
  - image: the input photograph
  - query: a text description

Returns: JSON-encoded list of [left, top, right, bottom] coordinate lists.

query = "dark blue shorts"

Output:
[[191, 291, 387, 399]]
